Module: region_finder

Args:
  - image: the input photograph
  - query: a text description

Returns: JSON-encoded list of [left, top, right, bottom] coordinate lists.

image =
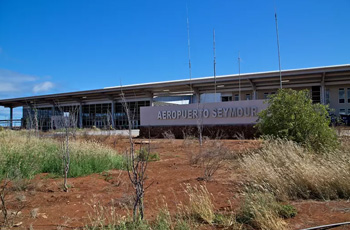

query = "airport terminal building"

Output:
[[0, 64, 350, 132]]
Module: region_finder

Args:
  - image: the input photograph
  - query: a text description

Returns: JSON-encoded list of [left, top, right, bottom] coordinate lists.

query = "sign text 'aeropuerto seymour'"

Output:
[[140, 100, 267, 126]]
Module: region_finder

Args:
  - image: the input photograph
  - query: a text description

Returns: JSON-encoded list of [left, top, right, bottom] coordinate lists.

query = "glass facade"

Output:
[[23, 100, 150, 130], [82, 103, 112, 128], [23, 106, 80, 130], [115, 101, 150, 129]]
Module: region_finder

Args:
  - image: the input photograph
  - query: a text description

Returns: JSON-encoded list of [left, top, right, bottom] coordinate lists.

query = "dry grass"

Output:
[[237, 191, 288, 230], [240, 139, 350, 200], [183, 184, 215, 224]]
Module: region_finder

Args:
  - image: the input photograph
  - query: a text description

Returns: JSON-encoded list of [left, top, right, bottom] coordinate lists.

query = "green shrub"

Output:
[[256, 89, 338, 152], [137, 147, 160, 162], [278, 204, 297, 219]]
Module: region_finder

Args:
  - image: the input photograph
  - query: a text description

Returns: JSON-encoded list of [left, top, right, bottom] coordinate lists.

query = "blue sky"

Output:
[[0, 0, 349, 119]]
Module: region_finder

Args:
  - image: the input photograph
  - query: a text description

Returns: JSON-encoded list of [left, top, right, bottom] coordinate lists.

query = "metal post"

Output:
[[9, 107, 13, 129], [51, 105, 55, 130], [111, 101, 115, 129], [79, 103, 83, 129]]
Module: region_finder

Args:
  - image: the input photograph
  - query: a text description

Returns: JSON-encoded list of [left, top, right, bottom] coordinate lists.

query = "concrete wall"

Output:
[[328, 85, 350, 115]]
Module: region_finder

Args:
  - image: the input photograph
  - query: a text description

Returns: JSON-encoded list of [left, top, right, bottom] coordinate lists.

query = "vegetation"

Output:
[[240, 139, 350, 200], [86, 184, 244, 230], [256, 89, 338, 152], [236, 191, 293, 230], [183, 184, 215, 224], [0, 130, 125, 179]]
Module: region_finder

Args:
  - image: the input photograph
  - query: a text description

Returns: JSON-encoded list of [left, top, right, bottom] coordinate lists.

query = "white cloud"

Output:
[[0, 68, 56, 98], [33, 81, 54, 93], [0, 83, 19, 93], [0, 69, 37, 83]]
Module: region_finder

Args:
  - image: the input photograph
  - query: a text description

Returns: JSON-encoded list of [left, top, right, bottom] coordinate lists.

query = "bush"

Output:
[[137, 147, 160, 162], [240, 139, 350, 200], [196, 141, 228, 181], [256, 89, 338, 152]]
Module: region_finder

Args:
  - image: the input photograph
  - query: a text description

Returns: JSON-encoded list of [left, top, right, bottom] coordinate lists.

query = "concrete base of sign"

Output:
[[139, 124, 257, 139]]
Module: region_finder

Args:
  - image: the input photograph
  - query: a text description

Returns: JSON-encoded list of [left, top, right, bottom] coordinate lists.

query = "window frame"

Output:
[[339, 88, 345, 103]]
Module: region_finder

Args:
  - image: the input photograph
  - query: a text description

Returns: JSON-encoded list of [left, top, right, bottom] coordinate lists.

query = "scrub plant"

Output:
[[197, 141, 227, 181], [256, 89, 338, 153]]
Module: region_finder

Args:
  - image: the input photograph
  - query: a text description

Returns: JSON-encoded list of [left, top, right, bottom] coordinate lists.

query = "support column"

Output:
[[79, 103, 83, 129], [9, 107, 13, 129], [193, 88, 200, 103], [149, 93, 154, 107], [111, 101, 115, 129], [253, 89, 257, 100], [248, 79, 257, 100], [321, 72, 326, 104], [51, 105, 55, 130]]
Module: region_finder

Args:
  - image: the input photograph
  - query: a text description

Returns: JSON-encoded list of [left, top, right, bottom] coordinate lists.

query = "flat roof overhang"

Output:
[[1, 64, 350, 108]]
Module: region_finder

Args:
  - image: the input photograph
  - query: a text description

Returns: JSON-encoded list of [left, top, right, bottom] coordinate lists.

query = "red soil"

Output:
[[3, 138, 350, 229]]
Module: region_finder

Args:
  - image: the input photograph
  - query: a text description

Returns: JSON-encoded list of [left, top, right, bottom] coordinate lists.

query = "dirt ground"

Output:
[[4, 137, 350, 229]]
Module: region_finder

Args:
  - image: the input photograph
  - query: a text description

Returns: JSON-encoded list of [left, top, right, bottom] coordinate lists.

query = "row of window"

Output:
[[339, 88, 350, 103], [221, 92, 275, 102], [339, 109, 350, 115]]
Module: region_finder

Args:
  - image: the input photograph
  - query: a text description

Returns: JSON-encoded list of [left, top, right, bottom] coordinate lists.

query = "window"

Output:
[[221, 96, 232, 102], [347, 88, 350, 103], [325, 89, 330, 104], [339, 88, 345, 103], [340, 109, 346, 115], [348, 109, 350, 115], [234, 94, 239, 101], [246, 94, 251, 100], [263, 93, 269, 99]]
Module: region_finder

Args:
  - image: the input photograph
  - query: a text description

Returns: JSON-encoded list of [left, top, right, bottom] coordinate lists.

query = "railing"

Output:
[[0, 119, 22, 129], [300, 221, 350, 230]]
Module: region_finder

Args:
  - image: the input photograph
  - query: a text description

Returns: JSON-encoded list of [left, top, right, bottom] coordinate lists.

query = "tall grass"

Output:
[[0, 130, 125, 179], [240, 139, 350, 200], [236, 191, 288, 230], [183, 184, 215, 224]]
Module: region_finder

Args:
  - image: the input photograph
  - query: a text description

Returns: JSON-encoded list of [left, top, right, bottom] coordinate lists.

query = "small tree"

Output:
[[120, 89, 150, 222], [53, 105, 79, 192], [256, 89, 338, 152]]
